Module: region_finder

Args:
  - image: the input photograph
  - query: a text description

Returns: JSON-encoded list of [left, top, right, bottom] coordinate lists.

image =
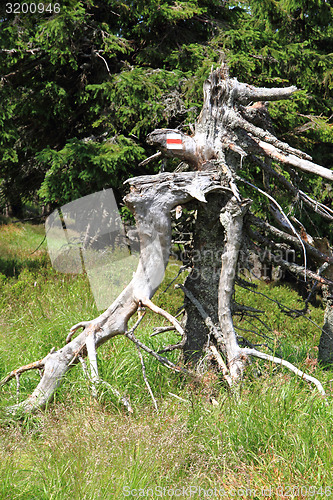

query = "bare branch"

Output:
[[249, 214, 333, 265], [248, 227, 333, 286], [229, 110, 311, 160], [136, 345, 158, 412], [209, 345, 233, 387], [243, 347, 326, 397], [254, 139, 333, 182], [235, 82, 298, 105], [276, 257, 333, 286], [252, 155, 333, 221], [138, 151, 162, 167], [238, 177, 308, 279]]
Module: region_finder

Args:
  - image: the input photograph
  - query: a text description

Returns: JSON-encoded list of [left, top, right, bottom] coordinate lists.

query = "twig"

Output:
[[67, 321, 91, 343], [209, 345, 233, 387], [162, 265, 187, 293], [124, 330, 194, 377], [238, 176, 308, 280], [136, 345, 158, 411], [29, 234, 47, 255], [29, 221, 51, 255], [175, 307, 185, 318], [233, 302, 265, 314], [151, 326, 176, 337], [158, 342, 184, 353], [168, 392, 188, 403], [243, 347, 326, 397], [235, 324, 274, 346], [238, 281, 323, 330], [95, 52, 111, 75], [138, 151, 162, 167], [0, 359, 44, 387], [100, 381, 133, 413]]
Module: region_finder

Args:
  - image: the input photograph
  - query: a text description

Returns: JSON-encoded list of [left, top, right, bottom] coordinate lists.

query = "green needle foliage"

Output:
[[1, 3, 333, 495], [1, 0, 332, 219]]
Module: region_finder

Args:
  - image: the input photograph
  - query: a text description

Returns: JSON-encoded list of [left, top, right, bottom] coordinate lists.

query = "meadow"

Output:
[[1, 220, 333, 500]]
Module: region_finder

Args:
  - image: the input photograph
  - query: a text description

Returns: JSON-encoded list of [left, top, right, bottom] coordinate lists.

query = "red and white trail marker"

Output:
[[166, 132, 182, 150]]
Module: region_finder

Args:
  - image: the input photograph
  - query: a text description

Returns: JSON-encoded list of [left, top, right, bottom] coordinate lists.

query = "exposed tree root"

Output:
[[2, 173, 214, 414], [243, 348, 326, 397], [141, 298, 185, 338], [78, 355, 133, 413], [0, 358, 45, 387], [2, 64, 330, 414], [209, 345, 233, 387]]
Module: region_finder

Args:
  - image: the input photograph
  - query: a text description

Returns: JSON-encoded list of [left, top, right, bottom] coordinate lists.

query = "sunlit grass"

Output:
[[0, 221, 48, 277], [0, 220, 332, 499]]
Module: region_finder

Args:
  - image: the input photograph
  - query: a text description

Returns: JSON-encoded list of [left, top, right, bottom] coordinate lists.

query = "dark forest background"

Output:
[[0, 0, 332, 236]]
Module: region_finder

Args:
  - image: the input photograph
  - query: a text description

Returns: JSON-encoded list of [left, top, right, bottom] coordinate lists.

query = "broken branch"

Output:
[[243, 347, 326, 397]]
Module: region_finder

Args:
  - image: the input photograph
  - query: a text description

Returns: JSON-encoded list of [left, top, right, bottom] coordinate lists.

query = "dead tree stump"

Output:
[[183, 193, 226, 363], [2, 63, 331, 413]]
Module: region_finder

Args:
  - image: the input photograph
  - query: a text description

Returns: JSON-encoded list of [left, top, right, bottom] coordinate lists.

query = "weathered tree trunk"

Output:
[[183, 193, 226, 363], [318, 287, 333, 366], [2, 63, 329, 414], [2, 172, 222, 413], [218, 197, 251, 380]]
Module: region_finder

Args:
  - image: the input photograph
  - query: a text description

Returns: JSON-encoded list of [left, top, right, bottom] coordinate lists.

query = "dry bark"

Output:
[[318, 291, 333, 366], [1, 172, 221, 413], [2, 64, 330, 413]]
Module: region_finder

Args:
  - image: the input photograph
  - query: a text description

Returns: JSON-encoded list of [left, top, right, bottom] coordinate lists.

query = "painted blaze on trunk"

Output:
[[147, 64, 333, 372]]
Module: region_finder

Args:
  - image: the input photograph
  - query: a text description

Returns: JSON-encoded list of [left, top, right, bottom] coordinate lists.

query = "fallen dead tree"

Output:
[[2, 64, 331, 413]]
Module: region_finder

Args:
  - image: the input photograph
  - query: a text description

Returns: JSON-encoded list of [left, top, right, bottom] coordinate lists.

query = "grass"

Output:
[[1, 219, 333, 499]]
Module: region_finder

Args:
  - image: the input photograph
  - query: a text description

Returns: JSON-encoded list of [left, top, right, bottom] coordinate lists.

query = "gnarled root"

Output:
[[2, 172, 217, 414]]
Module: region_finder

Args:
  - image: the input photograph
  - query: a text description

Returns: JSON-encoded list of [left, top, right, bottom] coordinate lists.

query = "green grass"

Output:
[[0, 221, 48, 277], [1, 220, 333, 499]]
